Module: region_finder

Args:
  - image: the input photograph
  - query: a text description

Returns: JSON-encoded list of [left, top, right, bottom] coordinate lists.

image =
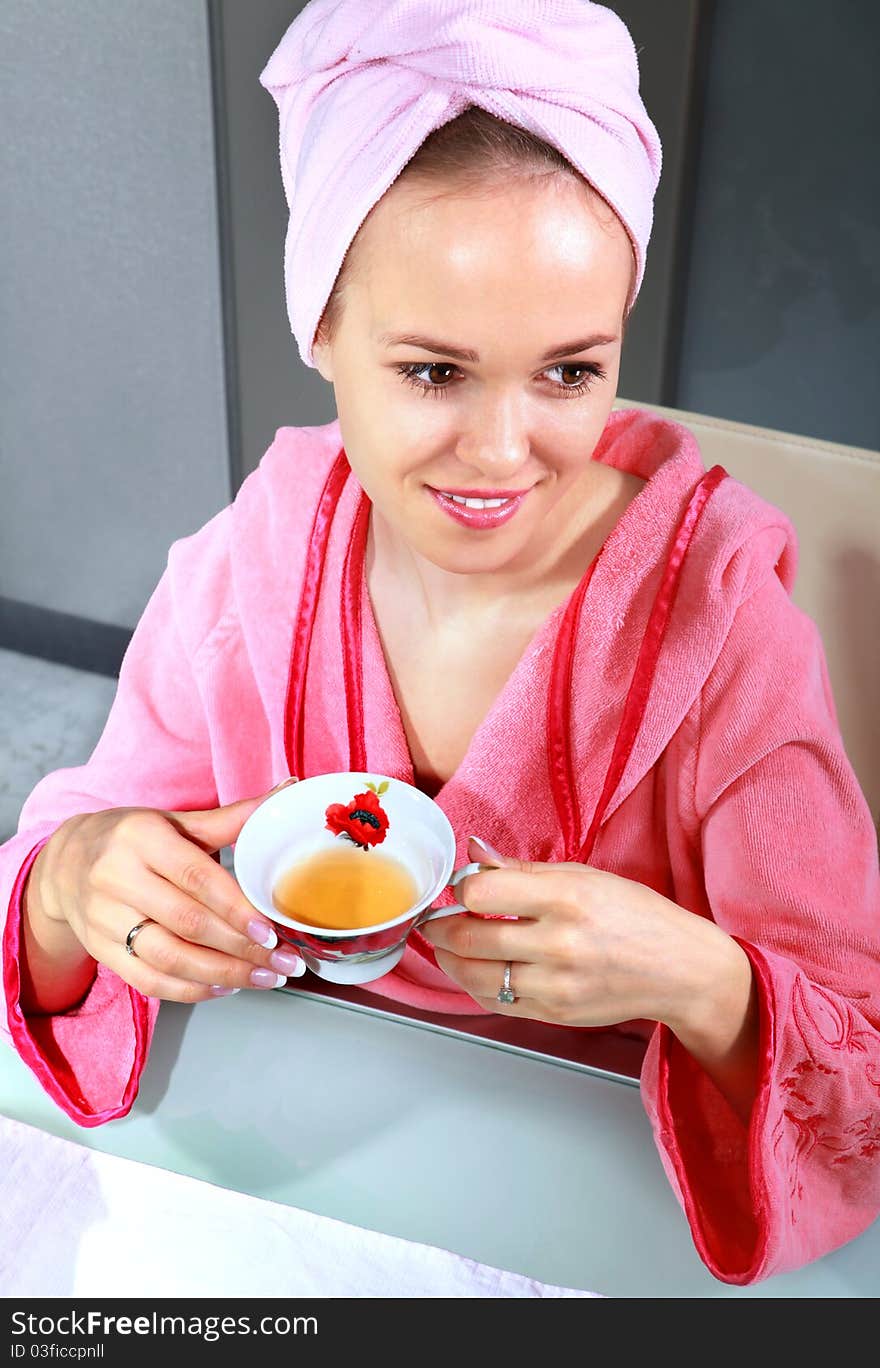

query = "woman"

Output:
[[3, 0, 879, 1286]]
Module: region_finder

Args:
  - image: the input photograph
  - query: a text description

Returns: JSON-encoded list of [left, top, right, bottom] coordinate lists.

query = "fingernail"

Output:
[[247, 919, 278, 949], [271, 777, 299, 793], [250, 968, 287, 989], [269, 948, 306, 976], [210, 985, 240, 997], [469, 835, 507, 864]]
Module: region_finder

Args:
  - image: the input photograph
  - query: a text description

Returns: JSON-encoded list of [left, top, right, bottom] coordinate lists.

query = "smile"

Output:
[[439, 492, 512, 508], [427, 486, 530, 529]]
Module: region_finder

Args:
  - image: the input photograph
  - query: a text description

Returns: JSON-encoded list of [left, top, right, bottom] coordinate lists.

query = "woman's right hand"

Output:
[[24, 782, 306, 1005]]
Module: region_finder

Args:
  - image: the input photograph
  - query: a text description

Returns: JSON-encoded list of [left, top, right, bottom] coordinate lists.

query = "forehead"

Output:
[[351, 175, 632, 327]]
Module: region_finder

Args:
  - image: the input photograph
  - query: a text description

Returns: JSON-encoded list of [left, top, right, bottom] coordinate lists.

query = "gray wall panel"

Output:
[[613, 0, 705, 406], [208, 0, 336, 488], [0, 0, 231, 629], [675, 0, 880, 449]]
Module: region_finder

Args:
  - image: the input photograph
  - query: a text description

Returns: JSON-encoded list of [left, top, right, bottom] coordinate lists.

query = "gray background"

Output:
[[677, 0, 880, 448], [0, 0, 877, 652], [0, 0, 230, 632]]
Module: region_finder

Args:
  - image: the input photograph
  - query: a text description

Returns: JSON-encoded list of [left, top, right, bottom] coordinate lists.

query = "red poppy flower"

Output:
[[325, 788, 390, 850]]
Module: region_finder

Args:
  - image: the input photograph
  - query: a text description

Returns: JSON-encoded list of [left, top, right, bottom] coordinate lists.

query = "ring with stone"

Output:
[[497, 960, 516, 1005]]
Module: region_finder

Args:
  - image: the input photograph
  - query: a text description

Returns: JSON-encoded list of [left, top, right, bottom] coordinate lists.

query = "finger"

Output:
[[129, 869, 294, 970], [165, 777, 300, 854], [431, 946, 543, 1010], [421, 911, 542, 963], [110, 917, 293, 996], [465, 836, 567, 876], [465, 838, 593, 883], [99, 913, 249, 1004], [139, 822, 279, 948], [452, 865, 573, 918]]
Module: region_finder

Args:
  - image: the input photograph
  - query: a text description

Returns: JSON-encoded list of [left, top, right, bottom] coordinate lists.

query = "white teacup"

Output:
[[233, 772, 481, 984]]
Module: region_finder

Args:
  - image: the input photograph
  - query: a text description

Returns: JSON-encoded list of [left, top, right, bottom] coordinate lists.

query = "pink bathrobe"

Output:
[[3, 407, 879, 1285]]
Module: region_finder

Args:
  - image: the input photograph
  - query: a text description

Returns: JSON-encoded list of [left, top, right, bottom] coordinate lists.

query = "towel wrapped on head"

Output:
[[259, 0, 663, 368]]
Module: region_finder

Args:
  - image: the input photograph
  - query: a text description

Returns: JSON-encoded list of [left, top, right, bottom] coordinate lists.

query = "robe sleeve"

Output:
[[0, 509, 232, 1126], [640, 567, 880, 1284]]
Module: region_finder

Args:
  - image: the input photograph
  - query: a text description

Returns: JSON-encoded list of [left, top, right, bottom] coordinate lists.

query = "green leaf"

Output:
[[364, 781, 377, 793], [378, 781, 389, 795]]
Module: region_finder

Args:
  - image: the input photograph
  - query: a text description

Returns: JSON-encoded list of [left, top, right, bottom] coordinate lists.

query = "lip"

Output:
[[428, 486, 533, 498], [427, 486, 530, 529]]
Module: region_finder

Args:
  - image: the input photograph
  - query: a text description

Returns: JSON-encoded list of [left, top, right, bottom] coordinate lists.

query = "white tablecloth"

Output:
[[0, 1115, 602, 1297]]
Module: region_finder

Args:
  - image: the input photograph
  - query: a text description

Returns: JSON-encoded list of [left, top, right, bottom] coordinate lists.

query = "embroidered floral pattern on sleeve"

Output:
[[773, 977, 880, 1217]]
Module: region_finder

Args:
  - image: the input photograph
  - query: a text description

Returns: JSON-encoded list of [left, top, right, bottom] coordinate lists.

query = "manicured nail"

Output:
[[270, 777, 299, 792], [247, 919, 278, 949], [210, 985, 240, 997], [469, 835, 507, 864], [269, 948, 306, 976], [250, 968, 287, 989]]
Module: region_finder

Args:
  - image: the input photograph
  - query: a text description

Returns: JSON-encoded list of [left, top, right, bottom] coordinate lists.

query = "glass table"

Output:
[[1, 980, 878, 1297]]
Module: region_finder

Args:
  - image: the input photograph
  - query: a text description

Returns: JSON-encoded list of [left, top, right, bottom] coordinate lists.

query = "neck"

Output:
[[368, 459, 637, 632]]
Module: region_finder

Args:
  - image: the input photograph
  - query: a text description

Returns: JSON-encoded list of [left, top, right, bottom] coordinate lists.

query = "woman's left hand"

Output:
[[419, 835, 731, 1029]]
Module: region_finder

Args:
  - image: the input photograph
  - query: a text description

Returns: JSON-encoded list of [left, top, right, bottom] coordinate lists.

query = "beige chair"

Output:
[[614, 398, 880, 835]]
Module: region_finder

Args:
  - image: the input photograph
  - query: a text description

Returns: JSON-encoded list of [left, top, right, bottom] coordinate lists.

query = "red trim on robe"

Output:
[[4, 836, 150, 1126], [652, 934, 776, 1283], [285, 452, 352, 780], [340, 493, 373, 775], [576, 464, 729, 861], [284, 451, 729, 977]]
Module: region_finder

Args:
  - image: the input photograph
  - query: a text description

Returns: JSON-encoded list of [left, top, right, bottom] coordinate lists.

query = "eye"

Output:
[[395, 361, 606, 399], [545, 363, 607, 397], [396, 362, 457, 399]]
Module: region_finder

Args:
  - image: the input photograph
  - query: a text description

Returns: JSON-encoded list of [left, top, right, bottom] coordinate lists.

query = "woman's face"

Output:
[[312, 173, 634, 577]]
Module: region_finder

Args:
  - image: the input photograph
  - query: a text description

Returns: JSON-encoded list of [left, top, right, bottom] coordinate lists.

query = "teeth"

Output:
[[439, 492, 512, 509]]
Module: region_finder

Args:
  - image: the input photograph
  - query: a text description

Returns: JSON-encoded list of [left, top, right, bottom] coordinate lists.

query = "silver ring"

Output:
[[125, 918, 153, 958], [497, 960, 516, 1005]]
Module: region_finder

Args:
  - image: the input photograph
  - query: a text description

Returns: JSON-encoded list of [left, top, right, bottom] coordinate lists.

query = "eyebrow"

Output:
[[377, 331, 619, 363]]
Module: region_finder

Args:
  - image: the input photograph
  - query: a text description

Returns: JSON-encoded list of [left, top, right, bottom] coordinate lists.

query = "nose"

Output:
[[454, 391, 531, 479]]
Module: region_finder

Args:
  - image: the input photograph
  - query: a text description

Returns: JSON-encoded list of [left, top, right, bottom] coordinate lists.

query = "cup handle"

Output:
[[415, 862, 484, 925]]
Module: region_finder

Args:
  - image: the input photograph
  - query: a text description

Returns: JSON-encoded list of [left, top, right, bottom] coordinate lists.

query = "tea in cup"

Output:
[[272, 843, 420, 930], [233, 772, 481, 983]]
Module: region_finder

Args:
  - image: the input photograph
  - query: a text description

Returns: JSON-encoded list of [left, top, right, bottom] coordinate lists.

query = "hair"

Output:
[[313, 104, 637, 353]]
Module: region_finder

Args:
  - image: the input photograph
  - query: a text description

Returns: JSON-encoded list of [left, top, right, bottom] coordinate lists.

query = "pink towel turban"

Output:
[[259, 0, 662, 370]]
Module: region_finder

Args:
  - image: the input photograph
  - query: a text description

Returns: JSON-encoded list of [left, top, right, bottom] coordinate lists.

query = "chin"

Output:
[[426, 536, 523, 574]]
